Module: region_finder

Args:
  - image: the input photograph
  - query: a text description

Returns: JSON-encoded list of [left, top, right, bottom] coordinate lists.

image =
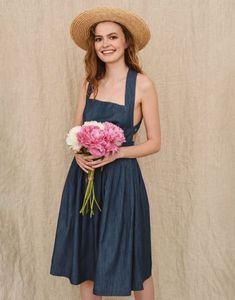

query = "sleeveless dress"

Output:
[[49, 67, 152, 296]]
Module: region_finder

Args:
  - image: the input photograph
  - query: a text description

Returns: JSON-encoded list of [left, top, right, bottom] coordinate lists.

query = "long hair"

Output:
[[83, 21, 144, 98]]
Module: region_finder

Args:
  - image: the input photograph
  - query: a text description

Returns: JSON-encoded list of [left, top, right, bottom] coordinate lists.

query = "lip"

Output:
[[101, 49, 116, 54]]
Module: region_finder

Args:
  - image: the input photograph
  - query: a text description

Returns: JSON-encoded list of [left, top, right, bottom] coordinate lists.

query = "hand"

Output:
[[86, 151, 121, 169], [74, 152, 96, 173]]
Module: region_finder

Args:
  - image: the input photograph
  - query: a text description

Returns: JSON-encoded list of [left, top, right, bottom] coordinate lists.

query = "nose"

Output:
[[102, 37, 110, 47]]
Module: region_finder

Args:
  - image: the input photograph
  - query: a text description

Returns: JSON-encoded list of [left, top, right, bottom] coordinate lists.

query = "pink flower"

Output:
[[75, 121, 126, 158]]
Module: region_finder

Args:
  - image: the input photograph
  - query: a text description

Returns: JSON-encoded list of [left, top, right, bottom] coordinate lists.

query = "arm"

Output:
[[73, 77, 89, 127], [118, 75, 161, 159]]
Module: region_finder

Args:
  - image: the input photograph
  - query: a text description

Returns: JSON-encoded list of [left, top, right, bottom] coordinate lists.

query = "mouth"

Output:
[[101, 49, 116, 55]]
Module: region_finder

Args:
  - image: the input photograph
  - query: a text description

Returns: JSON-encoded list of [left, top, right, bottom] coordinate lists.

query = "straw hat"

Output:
[[70, 7, 151, 51]]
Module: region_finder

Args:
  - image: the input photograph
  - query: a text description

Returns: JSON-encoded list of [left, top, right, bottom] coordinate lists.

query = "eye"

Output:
[[94, 36, 117, 42]]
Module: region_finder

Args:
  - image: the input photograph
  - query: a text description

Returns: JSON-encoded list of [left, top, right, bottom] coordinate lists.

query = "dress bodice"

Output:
[[82, 67, 142, 146]]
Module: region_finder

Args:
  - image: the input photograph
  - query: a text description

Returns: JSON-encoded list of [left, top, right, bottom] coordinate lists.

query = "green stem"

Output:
[[79, 169, 102, 217], [93, 187, 102, 211]]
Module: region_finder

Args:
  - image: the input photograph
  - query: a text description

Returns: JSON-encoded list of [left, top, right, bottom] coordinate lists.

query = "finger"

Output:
[[88, 158, 105, 165], [83, 156, 95, 162], [81, 154, 98, 162], [75, 157, 94, 171], [93, 161, 107, 168], [78, 161, 94, 172], [75, 156, 84, 164], [75, 159, 88, 173], [80, 159, 95, 168], [80, 166, 88, 173], [84, 155, 103, 162], [88, 156, 105, 163], [82, 162, 95, 171], [77, 156, 92, 164], [75, 153, 83, 159]]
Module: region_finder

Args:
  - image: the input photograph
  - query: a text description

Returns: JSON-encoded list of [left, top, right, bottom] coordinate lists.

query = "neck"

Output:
[[104, 63, 129, 82]]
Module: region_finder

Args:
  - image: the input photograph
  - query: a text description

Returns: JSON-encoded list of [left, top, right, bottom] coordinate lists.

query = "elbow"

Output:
[[154, 145, 161, 153], [152, 138, 161, 153], [152, 142, 161, 153], [147, 138, 161, 153]]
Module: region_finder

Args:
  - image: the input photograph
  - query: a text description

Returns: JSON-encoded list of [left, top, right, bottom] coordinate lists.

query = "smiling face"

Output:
[[93, 21, 128, 63]]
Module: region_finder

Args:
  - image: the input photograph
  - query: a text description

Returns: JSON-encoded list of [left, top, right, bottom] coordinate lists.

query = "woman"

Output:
[[50, 7, 161, 300]]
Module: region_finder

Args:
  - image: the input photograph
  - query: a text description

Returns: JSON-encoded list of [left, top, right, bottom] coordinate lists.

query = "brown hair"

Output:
[[83, 21, 144, 98]]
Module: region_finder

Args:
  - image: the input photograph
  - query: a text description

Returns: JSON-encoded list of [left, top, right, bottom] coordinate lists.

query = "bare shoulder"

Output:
[[137, 72, 154, 88], [79, 76, 89, 93], [73, 76, 89, 126], [136, 72, 157, 102]]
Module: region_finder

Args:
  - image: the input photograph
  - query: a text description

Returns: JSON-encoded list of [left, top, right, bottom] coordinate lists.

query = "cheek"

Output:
[[116, 39, 127, 49], [94, 43, 99, 52]]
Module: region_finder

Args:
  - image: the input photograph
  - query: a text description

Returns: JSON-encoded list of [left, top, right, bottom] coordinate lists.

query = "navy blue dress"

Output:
[[50, 67, 152, 296]]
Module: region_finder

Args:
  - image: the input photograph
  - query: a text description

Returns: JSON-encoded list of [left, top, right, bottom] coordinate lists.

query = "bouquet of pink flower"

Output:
[[66, 121, 126, 218]]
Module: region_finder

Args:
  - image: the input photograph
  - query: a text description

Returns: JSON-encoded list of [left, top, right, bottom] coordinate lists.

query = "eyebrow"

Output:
[[94, 32, 118, 37]]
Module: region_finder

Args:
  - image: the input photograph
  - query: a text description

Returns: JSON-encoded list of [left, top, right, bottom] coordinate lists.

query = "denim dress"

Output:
[[49, 67, 152, 296]]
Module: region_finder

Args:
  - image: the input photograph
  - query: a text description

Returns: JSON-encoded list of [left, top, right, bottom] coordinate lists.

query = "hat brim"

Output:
[[70, 7, 151, 51]]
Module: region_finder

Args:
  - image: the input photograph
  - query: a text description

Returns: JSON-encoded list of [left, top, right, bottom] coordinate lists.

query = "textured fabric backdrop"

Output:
[[1, 1, 235, 300]]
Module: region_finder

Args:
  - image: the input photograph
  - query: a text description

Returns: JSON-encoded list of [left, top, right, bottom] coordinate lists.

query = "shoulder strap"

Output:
[[125, 68, 138, 127], [86, 82, 93, 99]]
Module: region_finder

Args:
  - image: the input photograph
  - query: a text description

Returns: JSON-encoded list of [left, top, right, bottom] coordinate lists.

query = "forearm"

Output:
[[118, 140, 160, 159]]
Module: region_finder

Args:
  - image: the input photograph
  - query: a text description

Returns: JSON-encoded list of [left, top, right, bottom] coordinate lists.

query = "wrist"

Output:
[[117, 147, 125, 159]]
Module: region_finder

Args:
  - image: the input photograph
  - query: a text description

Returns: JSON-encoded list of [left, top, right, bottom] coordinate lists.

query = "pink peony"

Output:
[[75, 121, 126, 157]]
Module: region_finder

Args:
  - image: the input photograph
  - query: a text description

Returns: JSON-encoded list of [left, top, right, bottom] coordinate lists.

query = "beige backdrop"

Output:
[[1, 1, 235, 300]]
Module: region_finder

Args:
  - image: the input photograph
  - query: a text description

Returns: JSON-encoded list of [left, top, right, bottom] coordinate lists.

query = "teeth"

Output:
[[102, 50, 115, 53]]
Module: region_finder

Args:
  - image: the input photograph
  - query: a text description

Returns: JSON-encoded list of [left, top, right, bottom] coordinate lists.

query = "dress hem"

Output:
[[50, 271, 152, 296], [93, 273, 152, 296]]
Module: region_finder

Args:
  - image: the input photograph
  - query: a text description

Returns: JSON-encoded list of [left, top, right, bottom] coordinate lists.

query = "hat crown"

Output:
[[70, 7, 151, 51]]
